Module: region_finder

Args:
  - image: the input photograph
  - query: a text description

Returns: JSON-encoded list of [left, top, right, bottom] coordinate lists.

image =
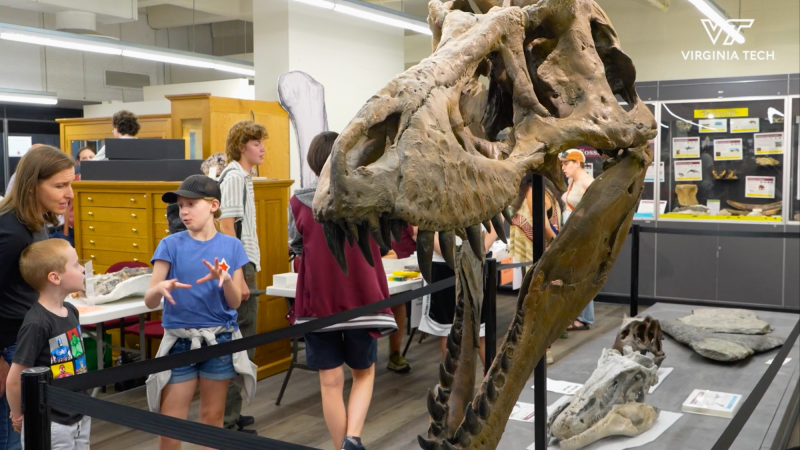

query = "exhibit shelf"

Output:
[[659, 214, 782, 222]]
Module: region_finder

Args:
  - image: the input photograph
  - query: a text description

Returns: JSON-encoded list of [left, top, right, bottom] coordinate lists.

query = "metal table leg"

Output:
[[138, 314, 147, 361], [91, 321, 105, 397]]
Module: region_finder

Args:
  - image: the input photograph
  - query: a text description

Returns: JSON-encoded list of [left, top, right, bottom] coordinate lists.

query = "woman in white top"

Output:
[[93, 110, 140, 161], [559, 149, 595, 331]]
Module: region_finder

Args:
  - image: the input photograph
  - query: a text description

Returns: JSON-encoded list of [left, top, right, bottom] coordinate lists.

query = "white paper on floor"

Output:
[[511, 396, 572, 423], [766, 358, 792, 366], [540, 378, 583, 395], [526, 411, 683, 450], [649, 367, 674, 394]]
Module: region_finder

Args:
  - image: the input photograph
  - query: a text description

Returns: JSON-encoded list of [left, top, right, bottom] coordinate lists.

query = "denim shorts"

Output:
[[304, 329, 377, 371], [168, 332, 236, 383]]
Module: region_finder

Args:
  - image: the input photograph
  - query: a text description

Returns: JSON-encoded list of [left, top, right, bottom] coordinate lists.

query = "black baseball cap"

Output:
[[162, 174, 221, 204]]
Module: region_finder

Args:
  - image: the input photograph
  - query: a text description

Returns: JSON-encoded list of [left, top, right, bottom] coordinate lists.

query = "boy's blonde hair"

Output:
[[225, 120, 267, 164], [20, 239, 74, 291]]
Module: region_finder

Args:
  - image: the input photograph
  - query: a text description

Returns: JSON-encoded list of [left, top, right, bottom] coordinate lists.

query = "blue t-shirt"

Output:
[[152, 231, 249, 330]]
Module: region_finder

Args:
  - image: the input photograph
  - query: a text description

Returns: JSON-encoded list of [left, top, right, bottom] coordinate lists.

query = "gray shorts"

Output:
[[22, 416, 90, 450]]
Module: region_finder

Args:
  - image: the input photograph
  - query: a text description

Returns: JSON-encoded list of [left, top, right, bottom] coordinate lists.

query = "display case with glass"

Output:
[[789, 97, 799, 223], [659, 98, 787, 222]]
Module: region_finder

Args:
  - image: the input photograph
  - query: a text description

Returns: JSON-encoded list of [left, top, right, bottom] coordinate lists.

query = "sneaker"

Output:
[[237, 415, 255, 428], [342, 436, 366, 450], [387, 351, 411, 373], [560, 330, 569, 339], [546, 349, 554, 364]]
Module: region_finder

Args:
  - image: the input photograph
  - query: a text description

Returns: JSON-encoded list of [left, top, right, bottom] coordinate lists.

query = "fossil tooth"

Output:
[[491, 214, 507, 244], [502, 206, 514, 226], [390, 219, 404, 243], [439, 364, 453, 387], [322, 222, 348, 275], [486, 378, 498, 401], [454, 426, 470, 446], [430, 422, 443, 437], [478, 393, 490, 419], [451, 330, 462, 345], [442, 441, 457, 450], [380, 214, 392, 247], [437, 385, 449, 403], [465, 225, 484, 259], [367, 214, 386, 249], [447, 333, 459, 356], [454, 228, 467, 240], [439, 230, 456, 270], [464, 402, 482, 434], [356, 222, 374, 266], [482, 219, 492, 233], [427, 389, 446, 422], [349, 222, 360, 243], [417, 436, 441, 450], [416, 230, 435, 283], [500, 351, 511, 371], [508, 325, 518, 343], [340, 221, 355, 247], [444, 353, 456, 373]]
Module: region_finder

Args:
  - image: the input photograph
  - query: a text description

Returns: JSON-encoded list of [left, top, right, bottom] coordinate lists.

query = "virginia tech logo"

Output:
[[701, 19, 754, 45]]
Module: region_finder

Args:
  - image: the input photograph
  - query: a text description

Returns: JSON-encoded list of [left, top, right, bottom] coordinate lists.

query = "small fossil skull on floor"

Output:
[[612, 316, 666, 367], [548, 348, 660, 450]]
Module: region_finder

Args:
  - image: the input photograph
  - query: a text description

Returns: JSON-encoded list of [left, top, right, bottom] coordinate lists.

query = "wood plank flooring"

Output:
[[89, 296, 635, 450]]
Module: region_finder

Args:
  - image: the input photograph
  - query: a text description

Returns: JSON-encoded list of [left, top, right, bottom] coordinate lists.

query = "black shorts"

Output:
[[304, 329, 377, 370]]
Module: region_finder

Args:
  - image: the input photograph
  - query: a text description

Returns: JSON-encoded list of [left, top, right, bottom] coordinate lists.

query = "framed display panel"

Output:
[[658, 98, 787, 222], [790, 97, 799, 223]]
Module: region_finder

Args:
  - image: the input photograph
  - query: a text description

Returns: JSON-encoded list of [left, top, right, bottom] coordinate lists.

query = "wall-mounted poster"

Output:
[[645, 161, 665, 182], [745, 176, 776, 199], [674, 160, 703, 181], [699, 118, 727, 133], [753, 132, 784, 155], [8, 136, 32, 157], [713, 138, 743, 161], [730, 117, 760, 133], [672, 137, 700, 158]]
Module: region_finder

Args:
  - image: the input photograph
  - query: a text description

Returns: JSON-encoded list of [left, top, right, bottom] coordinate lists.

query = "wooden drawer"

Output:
[[89, 264, 110, 276], [80, 193, 147, 209], [155, 211, 169, 224], [155, 226, 171, 240], [81, 221, 144, 239], [83, 249, 148, 266], [81, 207, 146, 224], [83, 235, 149, 254]]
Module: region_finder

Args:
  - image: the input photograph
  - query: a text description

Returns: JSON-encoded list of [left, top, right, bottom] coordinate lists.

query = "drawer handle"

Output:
[[164, 214, 167, 218], [130, 198, 136, 203], [132, 228, 137, 233], [89, 226, 94, 230], [165, 229, 170, 234], [133, 258, 139, 262], [87, 197, 93, 201], [90, 255, 95, 259], [88, 212, 93, 216], [90, 240, 95, 245], [132, 243, 138, 248], [131, 213, 137, 218]]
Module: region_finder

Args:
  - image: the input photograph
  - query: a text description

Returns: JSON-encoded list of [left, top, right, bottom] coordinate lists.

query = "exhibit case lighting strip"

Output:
[[0, 23, 255, 77], [292, 0, 433, 35], [0, 88, 58, 105]]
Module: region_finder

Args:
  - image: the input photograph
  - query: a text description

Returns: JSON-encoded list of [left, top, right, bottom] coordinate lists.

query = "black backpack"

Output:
[[166, 167, 247, 238]]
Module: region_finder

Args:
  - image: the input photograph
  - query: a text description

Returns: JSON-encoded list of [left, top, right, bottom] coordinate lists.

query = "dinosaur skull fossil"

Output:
[[613, 316, 666, 367], [311, 0, 657, 448]]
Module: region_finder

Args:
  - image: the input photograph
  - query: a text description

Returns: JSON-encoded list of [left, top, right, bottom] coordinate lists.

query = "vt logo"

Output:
[[701, 19, 754, 45]]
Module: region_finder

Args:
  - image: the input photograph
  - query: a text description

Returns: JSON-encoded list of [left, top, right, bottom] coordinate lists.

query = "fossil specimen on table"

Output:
[[91, 267, 152, 296], [675, 184, 699, 206], [755, 156, 780, 166], [672, 205, 708, 215], [548, 348, 660, 450], [677, 308, 773, 334], [661, 320, 784, 362], [612, 316, 665, 367], [726, 200, 781, 216], [311, 0, 657, 447]]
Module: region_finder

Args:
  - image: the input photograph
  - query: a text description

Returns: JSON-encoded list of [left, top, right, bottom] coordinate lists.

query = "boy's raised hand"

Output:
[[198, 258, 232, 287], [157, 279, 191, 304]]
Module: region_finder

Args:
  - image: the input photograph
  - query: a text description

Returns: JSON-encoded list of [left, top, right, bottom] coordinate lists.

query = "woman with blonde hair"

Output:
[[0, 145, 76, 450]]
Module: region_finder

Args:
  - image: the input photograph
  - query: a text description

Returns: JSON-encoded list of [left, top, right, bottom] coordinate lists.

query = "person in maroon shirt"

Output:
[[383, 224, 417, 373], [287, 132, 396, 450]]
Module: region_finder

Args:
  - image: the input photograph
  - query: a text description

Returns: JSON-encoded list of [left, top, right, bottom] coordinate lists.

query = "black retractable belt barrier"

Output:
[[21, 367, 51, 450], [630, 224, 640, 317], [484, 258, 498, 375], [47, 386, 317, 450], [711, 319, 800, 450], [497, 261, 535, 271], [531, 174, 548, 450], [55, 277, 456, 392]]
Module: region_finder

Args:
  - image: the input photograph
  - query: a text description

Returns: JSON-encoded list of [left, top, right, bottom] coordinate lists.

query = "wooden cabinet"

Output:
[[73, 179, 293, 379], [57, 115, 172, 158]]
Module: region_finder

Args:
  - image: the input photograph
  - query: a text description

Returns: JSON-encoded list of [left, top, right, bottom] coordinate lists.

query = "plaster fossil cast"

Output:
[[549, 348, 660, 450], [612, 316, 665, 367], [675, 184, 699, 207], [311, 0, 656, 448]]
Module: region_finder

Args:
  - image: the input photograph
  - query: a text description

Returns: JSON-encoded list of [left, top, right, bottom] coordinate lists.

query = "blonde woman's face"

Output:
[[37, 168, 75, 215]]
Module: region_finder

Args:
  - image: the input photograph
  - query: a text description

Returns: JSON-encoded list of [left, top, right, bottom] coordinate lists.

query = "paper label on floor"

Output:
[[527, 411, 683, 450], [766, 358, 791, 366], [649, 367, 673, 394], [539, 378, 583, 395]]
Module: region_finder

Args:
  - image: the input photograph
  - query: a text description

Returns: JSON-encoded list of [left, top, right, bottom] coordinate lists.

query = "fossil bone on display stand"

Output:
[[612, 316, 666, 367], [311, 0, 657, 447], [675, 184, 699, 207], [548, 348, 660, 450]]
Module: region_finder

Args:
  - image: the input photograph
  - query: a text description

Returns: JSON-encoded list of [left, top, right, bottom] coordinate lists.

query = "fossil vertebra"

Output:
[[311, 0, 656, 447], [549, 348, 660, 450], [612, 316, 665, 367]]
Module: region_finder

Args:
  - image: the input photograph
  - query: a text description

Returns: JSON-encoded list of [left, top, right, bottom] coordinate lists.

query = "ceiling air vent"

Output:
[[105, 70, 151, 89]]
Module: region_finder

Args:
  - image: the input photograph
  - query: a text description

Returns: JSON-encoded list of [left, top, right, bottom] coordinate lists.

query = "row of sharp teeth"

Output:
[[322, 208, 513, 282]]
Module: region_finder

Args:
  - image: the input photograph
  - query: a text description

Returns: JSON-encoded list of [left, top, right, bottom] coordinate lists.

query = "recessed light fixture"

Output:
[[291, 0, 432, 35], [0, 88, 58, 105]]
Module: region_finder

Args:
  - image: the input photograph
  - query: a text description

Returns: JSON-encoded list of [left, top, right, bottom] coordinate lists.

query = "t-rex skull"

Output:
[[613, 316, 666, 367]]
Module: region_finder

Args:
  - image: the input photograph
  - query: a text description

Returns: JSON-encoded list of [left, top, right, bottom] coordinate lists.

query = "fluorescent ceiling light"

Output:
[[0, 31, 121, 55], [214, 64, 256, 76], [0, 89, 58, 105], [292, 0, 432, 36], [122, 49, 215, 68], [686, 0, 745, 44]]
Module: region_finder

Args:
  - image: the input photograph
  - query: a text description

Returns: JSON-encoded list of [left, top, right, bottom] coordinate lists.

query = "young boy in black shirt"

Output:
[[5, 239, 90, 449]]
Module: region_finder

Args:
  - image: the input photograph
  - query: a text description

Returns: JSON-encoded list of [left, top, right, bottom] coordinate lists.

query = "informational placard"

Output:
[[694, 107, 748, 118], [672, 137, 700, 158], [644, 161, 664, 182], [636, 200, 667, 216], [699, 118, 727, 133], [714, 138, 743, 161], [730, 117, 760, 133], [585, 164, 594, 178], [754, 132, 784, 155], [707, 199, 721, 215], [8, 136, 32, 157], [745, 176, 776, 199], [674, 160, 703, 181]]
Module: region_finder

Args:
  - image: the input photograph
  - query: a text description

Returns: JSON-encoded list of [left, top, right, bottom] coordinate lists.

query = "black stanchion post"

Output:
[[484, 258, 497, 375], [630, 224, 640, 317], [531, 174, 547, 450], [21, 367, 51, 450]]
